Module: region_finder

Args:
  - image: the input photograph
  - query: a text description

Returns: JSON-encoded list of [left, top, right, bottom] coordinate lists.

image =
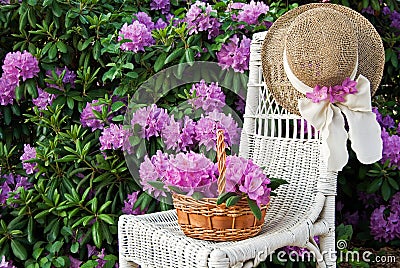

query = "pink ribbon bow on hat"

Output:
[[283, 50, 382, 172]]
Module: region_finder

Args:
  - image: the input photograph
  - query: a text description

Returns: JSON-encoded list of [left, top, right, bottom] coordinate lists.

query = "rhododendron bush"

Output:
[[0, 0, 398, 267]]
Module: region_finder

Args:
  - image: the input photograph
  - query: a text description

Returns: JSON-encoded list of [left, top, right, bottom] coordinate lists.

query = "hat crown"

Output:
[[285, 8, 358, 88]]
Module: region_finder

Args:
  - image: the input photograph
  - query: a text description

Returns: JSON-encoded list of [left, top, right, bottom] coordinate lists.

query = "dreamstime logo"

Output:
[[264, 240, 397, 264]]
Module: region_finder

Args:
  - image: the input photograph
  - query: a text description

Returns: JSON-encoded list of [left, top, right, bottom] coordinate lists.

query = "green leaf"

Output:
[[247, 198, 262, 220], [92, 221, 102, 248], [367, 178, 382, 193], [48, 43, 58, 59], [154, 52, 167, 72], [4, 106, 12, 125], [381, 180, 391, 201], [126, 71, 138, 79], [70, 242, 79, 253], [362, 0, 370, 9], [370, 0, 380, 11], [50, 241, 63, 253], [388, 177, 399, 190], [165, 48, 184, 64], [27, 217, 34, 243], [268, 177, 288, 191], [147, 181, 165, 191], [32, 247, 43, 260], [191, 192, 204, 200], [111, 101, 125, 113], [391, 52, 398, 68], [216, 192, 237, 205], [185, 49, 195, 64], [11, 240, 27, 260], [56, 41, 67, 53], [225, 195, 241, 207], [98, 214, 114, 225], [54, 257, 65, 267]]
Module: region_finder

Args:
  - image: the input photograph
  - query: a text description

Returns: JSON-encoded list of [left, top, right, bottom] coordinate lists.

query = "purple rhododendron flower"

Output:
[[358, 191, 383, 209], [165, 151, 218, 197], [99, 124, 131, 152], [0, 51, 40, 105], [162, 115, 197, 152], [122, 191, 147, 215], [134, 12, 155, 30], [225, 155, 271, 206], [20, 144, 38, 174], [390, 192, 400, 214], [139, 151, 170, 198], [235, 1, 269, 25], [217, 35, 251, 73], [305, 78, 357, 103], [186, 1, 221, 39], [32, 88, 56, 110], [155, 18, 168, 29], [131, 104, 169, 139], [80, 100, 105, 131], [0, 78, 16, 106], [1, 173, 32, 206], [381, 128, 400, 168], [3, 51, 40, 82], [45, 66, 76, 90], [235, 97, 245, 114], [150, 0, 170, 14], [68, 256, 82, 268], [370, 205, 400, 242], [0, 256, 16, 268], [118, 21, 154, 52], [189, 80, 226, 113], [195, 111, 241, 151]]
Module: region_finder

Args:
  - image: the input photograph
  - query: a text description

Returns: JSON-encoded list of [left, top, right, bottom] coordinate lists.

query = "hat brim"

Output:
[[261, 3, 385, 115]]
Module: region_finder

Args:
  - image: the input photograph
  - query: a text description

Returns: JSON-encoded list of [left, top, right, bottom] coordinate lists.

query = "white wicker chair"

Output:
[[118, 31, 338, 268]]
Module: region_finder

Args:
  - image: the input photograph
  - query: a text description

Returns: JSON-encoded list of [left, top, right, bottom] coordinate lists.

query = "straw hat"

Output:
[[261, 3, 384, 115]]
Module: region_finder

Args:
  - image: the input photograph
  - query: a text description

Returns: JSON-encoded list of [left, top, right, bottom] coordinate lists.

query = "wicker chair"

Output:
[[118, 31, 338, 268]]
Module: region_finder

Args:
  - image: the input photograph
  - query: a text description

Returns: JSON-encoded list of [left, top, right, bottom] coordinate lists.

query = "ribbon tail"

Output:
[[321, 105, 349, 171], [339, 106, 382, 164]]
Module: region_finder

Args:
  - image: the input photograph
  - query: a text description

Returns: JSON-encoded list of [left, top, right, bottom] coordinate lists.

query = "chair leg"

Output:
[[319, 195, 336, 268]]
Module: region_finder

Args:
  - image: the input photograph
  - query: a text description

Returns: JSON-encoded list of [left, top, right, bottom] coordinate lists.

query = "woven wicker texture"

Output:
[[118, 31, 338, 268], [172, 129, 268, 242], [261, 3, 384, 115], [173, 194, 267, 241]]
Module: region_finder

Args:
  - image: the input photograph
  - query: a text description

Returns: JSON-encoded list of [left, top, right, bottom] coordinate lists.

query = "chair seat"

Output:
[[118, 205, 316, 268]]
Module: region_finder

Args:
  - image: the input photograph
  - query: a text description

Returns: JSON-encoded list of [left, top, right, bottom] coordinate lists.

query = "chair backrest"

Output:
[[239, 32, 321, 229]]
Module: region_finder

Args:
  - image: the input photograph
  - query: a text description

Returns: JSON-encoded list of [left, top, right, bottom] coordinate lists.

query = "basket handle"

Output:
[[216, 129, 227, 194]]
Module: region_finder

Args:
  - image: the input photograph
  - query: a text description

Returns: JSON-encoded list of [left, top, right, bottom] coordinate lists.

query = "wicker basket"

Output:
[[172, 130, 269, 241]]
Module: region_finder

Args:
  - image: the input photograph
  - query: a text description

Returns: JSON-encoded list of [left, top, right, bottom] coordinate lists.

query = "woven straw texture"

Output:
[[118, 31, 338, 268], [173, 194, 268, 241], [261, 3, 384, 115]]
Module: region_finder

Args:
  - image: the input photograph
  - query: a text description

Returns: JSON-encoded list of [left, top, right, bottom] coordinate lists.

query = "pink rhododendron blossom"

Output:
[[225, 156, 271, 206], [99, 124, 131, 152], [150, 0, 170, 14], [139, 151, 170, 198], [186, 1, 220, 39], [189, 80, 225, 113], [131, 104, 169, 139], [118, 21, 154, 52], [80, 100, 105, 131], [32, 88, 55, 110], [122, 191, 147, 215], [20, 144, 38, 174], [235, 1, 269, 25], [217, 35, 251, 73], [306, 78, 358, 103], [164, 152, 218, 197]]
